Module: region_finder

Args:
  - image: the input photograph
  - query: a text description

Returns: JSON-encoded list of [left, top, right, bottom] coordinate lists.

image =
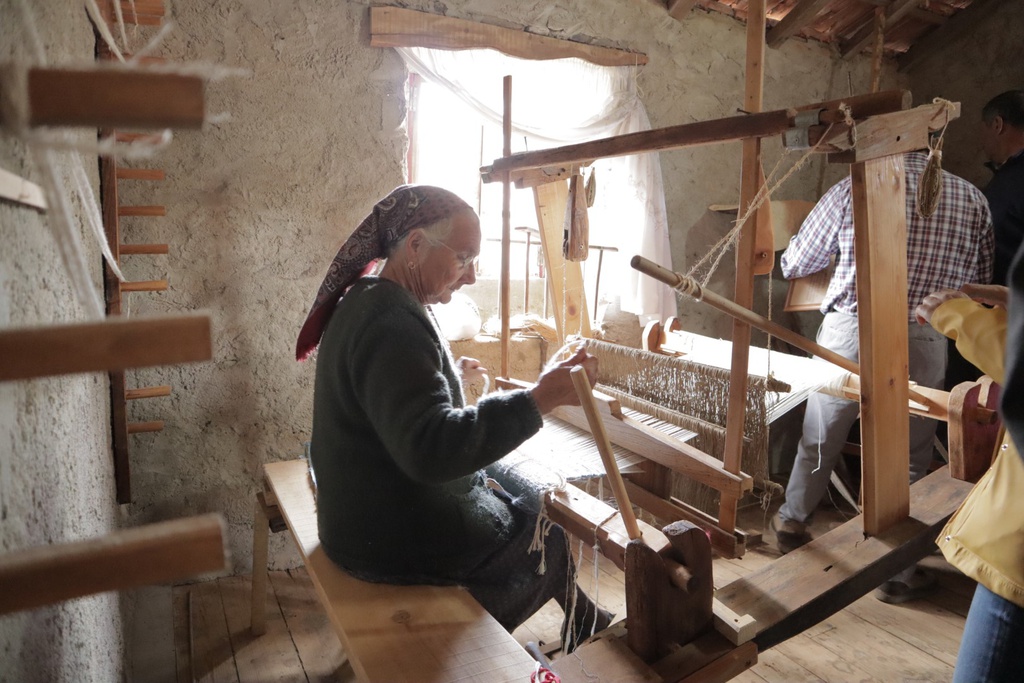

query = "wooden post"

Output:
[[720, 0, 765, 539], [250, 494, 271, 635], [500, 75, 512, 379], [851, 155, 910, 535]]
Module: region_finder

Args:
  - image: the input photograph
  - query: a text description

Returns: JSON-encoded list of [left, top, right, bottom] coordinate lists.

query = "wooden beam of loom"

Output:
[[542, 482, 757, 646], [497, 376, 752, 498], [533, 180, 591, 344], [0, 513, 226, 615], [852, 154, 910, 535], [630, 256, 945, 415], [23, 67, 204, 129], [481, 90, 911, 181], [0, 313, 212, 381], [819, 101, 961, 164], [721, 0, 768, 538], [369, 6, 648, 67], [715, 467, 974, 650]]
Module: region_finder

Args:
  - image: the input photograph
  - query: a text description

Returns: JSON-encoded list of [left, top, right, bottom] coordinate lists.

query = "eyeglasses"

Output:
[[428, 239, 479, 271]]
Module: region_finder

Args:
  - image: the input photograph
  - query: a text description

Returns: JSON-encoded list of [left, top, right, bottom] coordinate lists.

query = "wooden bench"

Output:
[[249, 459, 538, 683]]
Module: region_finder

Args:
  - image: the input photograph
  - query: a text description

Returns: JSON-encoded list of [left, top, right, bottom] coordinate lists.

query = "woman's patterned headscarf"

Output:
[[295, 185, 472, 360]]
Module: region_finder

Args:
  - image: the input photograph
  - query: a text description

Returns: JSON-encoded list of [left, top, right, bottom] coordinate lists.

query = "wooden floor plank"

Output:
[[271, 569, 348, 682], [772, 632, 876, 682], [810, 609, 954, 682], [190, 579, 240, 683], [745, 647, 822, 682], [843, 593, 962, 667], [219, 575, 306, 682], [171, 586, 193, 683]]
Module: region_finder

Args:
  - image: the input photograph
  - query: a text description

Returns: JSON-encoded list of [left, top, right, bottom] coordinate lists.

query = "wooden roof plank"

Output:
[[897, 0, 1004, 71], [840, 0, 923, 57], [766, 0, 837, 47]]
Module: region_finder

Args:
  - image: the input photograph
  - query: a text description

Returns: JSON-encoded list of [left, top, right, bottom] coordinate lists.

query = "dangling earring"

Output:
[[408, 261, 417, 270]]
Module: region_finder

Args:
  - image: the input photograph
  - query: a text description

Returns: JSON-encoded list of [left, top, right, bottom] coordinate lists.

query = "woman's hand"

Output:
[[456, 356, 488, 383], [915, 289, 968, 325], [961, 283, 1009, 309], [530, 344, 598, 415]]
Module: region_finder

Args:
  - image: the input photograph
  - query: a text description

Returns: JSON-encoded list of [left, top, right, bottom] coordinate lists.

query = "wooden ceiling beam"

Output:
[[856, 0, 945, 25], [840, 0, 922, 58], [667, 0, 701, 20], [897, 0, 1005, 72], [766, 0, 835, 48]]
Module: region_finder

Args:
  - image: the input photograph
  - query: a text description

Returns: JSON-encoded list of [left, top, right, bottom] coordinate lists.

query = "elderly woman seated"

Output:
[[296, 185, 611, 650]]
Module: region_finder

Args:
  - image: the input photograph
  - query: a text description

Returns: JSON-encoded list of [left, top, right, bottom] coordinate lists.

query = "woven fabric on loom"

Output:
[[583, 339, 787, 514]]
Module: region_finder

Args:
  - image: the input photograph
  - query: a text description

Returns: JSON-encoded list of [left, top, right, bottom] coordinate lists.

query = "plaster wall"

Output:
[[0, 2, 126, 681], [906, 0, 1024, 188], [113, 0, 898, 578]]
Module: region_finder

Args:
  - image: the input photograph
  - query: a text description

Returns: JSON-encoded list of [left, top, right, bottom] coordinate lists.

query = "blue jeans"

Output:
[[953, 584, 1024, 683]]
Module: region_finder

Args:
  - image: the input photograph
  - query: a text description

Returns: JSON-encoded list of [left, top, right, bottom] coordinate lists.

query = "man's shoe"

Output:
[[771, 513, 810, 555], [874, 567, 938, 604]]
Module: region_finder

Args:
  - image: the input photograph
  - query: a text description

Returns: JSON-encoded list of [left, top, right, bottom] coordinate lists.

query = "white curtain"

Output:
[[398, 47, 675, 325]]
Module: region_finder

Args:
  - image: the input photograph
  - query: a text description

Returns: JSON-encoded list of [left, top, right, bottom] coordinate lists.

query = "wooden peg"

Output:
[[121, 280, 168, 293], [119, 243, 169, 255], [118, 205, 165, 217], [26, 67, 203, 129], [128, 420, 164, 434], [0, 513, 226, 615], [126, 385, 171, 400]]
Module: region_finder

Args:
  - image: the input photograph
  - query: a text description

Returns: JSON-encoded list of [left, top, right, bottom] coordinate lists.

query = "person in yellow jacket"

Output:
[[916, 281, 1024, 683]]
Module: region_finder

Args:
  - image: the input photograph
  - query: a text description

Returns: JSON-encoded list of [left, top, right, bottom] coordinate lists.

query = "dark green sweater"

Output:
[[310, 277, 543, 579]]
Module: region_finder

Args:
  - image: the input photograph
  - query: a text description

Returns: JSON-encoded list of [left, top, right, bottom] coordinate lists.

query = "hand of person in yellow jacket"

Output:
[[916, 284, 1010, 325]]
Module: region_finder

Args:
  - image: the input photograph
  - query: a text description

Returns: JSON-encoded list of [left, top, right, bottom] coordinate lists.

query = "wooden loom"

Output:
[[479, 78, 995, 677]]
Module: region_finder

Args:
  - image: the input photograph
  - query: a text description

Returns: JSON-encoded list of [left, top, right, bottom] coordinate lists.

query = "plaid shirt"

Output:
[[782, 152, 994, 322]]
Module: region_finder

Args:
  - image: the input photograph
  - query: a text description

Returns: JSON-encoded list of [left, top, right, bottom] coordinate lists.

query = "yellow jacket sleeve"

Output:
[[930, 298, 1008, 384]]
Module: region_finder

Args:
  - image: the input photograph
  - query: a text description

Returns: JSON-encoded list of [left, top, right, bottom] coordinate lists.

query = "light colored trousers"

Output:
[[779, 311, 947, 525]]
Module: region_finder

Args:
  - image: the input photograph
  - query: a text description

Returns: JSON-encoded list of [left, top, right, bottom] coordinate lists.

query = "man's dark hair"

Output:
[[982, 90, 1024, 128]]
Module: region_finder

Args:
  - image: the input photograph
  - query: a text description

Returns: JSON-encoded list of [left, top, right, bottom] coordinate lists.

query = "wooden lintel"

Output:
[[0, 313, 212, 382], [0, 166, 46, 211], [715, 467, 973, 649], [369, 6, 648, 67], [481, 90, 910, 181], [766, 0, 834, 48], [0, 513, 227, 615], [26, 67, 204, 129]]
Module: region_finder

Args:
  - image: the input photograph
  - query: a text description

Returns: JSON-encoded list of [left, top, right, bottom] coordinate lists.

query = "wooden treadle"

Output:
[[714, 466, 973, 649]]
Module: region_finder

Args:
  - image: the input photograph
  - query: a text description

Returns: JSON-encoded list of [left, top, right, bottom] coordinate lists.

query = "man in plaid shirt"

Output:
[[773, 150, 993, 602]]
